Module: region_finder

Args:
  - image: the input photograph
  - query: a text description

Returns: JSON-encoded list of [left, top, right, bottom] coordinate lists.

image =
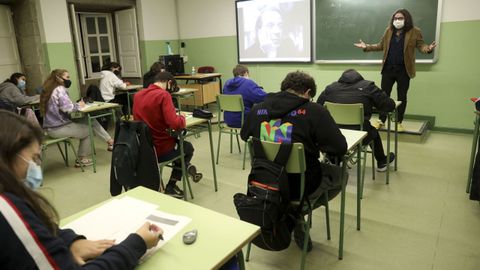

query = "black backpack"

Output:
[[111, 121, 141, 188], [233, 138, 294, 251]]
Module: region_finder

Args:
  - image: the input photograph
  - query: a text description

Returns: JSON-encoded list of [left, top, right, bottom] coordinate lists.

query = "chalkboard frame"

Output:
[[313, 0, 443, 64]]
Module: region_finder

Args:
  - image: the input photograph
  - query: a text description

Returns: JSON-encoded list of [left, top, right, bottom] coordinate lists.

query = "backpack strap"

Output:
[[252, 138, 267, 160], [273, 142, 292, 167]]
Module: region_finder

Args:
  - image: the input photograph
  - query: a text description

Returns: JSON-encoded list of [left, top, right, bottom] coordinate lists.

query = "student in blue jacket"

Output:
[[0, 110, 163, 269], [223, 64, 267, 128]]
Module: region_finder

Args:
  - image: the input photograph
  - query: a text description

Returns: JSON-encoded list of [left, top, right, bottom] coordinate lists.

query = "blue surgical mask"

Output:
[[18, 155, 43, 190], [17, 80, 26, 91]]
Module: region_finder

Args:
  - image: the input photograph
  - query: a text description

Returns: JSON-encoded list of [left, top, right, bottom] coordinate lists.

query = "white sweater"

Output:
[[99, 70, 127, 102]]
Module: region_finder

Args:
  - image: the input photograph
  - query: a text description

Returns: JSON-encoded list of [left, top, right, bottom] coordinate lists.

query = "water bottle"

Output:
[[166, 42, 173, 55], [191, 66, 196, 75]]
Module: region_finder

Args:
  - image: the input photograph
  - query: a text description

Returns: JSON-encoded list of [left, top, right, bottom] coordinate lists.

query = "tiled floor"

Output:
[[39, 129, 480, 270]]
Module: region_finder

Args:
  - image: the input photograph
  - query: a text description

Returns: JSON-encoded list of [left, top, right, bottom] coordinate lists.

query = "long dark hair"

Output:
[[40, 69, 68, 116], [0, 110, 59, 234], [4, 72, 25, 84], [390, 9, 414, 32]]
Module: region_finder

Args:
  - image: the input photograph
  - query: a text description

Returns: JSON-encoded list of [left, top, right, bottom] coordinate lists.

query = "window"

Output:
[[80, 13, 115, 77]]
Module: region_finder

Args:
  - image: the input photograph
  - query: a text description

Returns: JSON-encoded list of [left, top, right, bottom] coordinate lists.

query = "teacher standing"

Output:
[[354, 8, 436, 131]]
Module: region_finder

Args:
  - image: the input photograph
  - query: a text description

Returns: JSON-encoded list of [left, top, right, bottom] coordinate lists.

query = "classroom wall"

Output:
[[36, 0, 79, 101], [173, 0, 480, 131]]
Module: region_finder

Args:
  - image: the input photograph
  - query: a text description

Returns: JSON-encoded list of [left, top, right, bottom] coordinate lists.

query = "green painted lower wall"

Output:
[[43, 42, 80, 101], [140, 40, 180, 73], [165, 20, 477, 131]]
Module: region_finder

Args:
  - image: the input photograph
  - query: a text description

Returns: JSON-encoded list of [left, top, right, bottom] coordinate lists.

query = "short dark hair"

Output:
[[280, 71, 317, 98], [233, 64, 249, 77], [102, 62, 122, 71], [153, 71, 174, 83], [149, 62, 166, 73], [390, 9, 414, 32]]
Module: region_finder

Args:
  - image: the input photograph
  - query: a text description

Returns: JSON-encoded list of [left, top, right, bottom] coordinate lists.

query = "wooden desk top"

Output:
[[174, 73, 222, 80], [171, 88, 198, 96], [61, 187, 259, 270], [119, 84, 143, 91]]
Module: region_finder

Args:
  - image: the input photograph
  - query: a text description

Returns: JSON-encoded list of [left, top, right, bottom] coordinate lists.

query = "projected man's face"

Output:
[[257, 10, 283, 55]]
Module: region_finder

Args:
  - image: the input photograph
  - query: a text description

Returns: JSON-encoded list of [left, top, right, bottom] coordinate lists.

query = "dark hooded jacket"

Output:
[[241, 91, 347, 198], [317, 69, 395, 127]]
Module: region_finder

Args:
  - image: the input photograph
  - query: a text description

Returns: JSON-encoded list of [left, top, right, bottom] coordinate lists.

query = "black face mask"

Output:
[[113, 70, 121, 76], [63, 79, 72, 88], [167, 79, 179, 93]]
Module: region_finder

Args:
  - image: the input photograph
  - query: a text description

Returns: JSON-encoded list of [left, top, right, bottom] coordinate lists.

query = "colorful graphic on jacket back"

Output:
[[260, 119, 292, 143]]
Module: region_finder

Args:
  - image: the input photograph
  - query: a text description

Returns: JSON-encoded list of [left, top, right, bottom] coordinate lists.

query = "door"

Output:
[[115, 8, 141, 77], [0, 5, 21, 80]]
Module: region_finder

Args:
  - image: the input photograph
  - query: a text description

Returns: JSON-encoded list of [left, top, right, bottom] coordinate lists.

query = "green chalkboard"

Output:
[[315, 0, 440, 63]]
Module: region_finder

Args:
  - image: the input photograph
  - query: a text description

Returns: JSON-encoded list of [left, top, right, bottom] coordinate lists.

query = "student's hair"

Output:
[[0, 110, 59, 234], [149, 62, 166, 73], [390, 9, 414, 32], [233, 64, 249, 77], [40, 69, 68, 116], [153, 71, 174, 83], [280, 71, 317, 98], [4, 72, 26, 84], [102, 62, 122, 71]]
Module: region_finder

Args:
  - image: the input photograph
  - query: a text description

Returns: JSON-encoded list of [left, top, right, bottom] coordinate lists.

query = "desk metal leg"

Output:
[[386, 113, 391, 185], [237, 250, 246, 270], [179, 135, 194, 201], [356, 145, 361, 231], [126, 92, 131, 119], [394, 110, 398, 171], [207, 120, 218, 191], [338, 157, 348, 260], [467, 114, 480, 193], [87, 113, 96, 173]]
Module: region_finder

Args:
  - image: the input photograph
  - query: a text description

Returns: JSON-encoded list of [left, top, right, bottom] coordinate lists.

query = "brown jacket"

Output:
[[364, 26, 432, 78]]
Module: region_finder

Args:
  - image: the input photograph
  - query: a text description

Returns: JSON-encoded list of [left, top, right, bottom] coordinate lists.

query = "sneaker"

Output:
[[187, 165, 203, 183], [75, 158, 93, 167], [372, 119, 384, 130], [165, 184, 184, 199], [293, 220, 313, 252], [397, 123, 405, 132], [377, 152, 395, 172]]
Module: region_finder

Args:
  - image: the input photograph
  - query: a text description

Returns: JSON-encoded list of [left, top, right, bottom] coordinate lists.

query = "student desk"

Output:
[[181, 113, 218, 196], [172, 88, 198, 112], [467, 111, 480, 193], [61, 187, 260, 270], [75, 102, 121, 172], [338, 128, 367, 259], [116, 84, 143, 119], [175, 73, 222, 107]]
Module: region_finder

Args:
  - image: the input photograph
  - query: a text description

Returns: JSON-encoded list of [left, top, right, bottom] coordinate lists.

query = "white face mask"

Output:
[[393, 19, 404, 29]]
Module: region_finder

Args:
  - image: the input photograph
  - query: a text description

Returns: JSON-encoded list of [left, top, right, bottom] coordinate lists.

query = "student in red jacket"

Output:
[[0, 110, 162, 269], [133, 72, 202, 198]]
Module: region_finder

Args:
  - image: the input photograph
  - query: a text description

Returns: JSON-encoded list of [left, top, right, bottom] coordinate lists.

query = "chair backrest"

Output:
[[197, 66, 214, 73], [324, 102, 364, 128], [248, 139, 306, 174], [217, 94, 244, 113]]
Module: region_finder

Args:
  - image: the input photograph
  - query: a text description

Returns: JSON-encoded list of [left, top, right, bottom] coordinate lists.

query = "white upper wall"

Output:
[[442, 0, 480, 22], [174, 0, 480, 40], [177, 0, 236, 39], [37, 0, 72, 43], [136, 0, 179, 40]]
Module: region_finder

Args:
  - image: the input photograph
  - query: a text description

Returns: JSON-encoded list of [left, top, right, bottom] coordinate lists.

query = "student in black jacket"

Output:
[[317, 69, 396, 171], [241, 71, 347, 252], [0, 110, 162, 269]]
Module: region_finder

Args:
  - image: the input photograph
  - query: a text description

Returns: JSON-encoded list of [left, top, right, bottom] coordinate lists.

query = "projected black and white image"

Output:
[[236, 0, 311, 62]]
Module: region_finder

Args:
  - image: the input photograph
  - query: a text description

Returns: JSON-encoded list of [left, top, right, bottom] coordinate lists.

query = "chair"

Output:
[[41, 136, 84, 173], [323, 102, 374, 199], [157, 129, 194, 201], [197, 66, 214, 73], [245, 138, 330, 270], [216, 94, 247, 170]]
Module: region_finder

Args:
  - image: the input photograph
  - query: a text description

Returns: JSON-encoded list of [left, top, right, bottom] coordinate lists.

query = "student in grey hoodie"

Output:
[[0, 73, 39, 106]]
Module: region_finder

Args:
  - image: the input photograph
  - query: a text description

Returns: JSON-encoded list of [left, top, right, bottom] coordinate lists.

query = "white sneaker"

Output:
[[397, 123, 405, 132], [372, 119, 384, 130]]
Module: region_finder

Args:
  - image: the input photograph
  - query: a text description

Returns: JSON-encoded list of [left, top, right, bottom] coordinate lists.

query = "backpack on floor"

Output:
[[233, 138, 294, 251], [111, 121, 140, 188]]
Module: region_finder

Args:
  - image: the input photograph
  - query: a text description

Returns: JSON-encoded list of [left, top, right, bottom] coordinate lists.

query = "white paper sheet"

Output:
[[63, 196, 191, 262]]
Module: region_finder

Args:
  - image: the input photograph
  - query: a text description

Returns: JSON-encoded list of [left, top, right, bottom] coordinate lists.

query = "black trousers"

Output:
[[110, 93, 130, 116], [341, 123, 387, 164], [379, 65, 411, 123], [157, 140, 194, 182]]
